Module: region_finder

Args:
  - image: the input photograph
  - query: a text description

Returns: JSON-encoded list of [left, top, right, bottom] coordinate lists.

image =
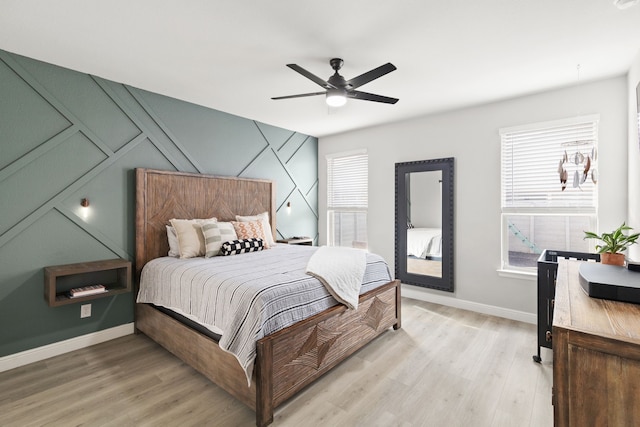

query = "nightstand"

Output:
[[276, 237, 313, 246], [44, 259, 132, 307]]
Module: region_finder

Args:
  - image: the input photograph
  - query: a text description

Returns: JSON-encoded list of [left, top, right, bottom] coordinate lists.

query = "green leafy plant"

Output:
[[584, 222, 640, 254]]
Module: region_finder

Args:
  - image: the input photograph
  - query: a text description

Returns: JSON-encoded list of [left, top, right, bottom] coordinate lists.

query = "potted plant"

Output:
[[584, 222, 639, 266]]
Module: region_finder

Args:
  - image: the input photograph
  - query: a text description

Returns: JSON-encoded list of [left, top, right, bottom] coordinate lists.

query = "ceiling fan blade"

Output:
[[347, 90, 399, 104], [346, 63, 396, 89], [271, 91, 326, 100], [286, 64, 336, 89]]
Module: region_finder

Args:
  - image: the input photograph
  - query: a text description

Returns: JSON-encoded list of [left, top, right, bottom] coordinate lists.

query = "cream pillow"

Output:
[[235, 212, 275, 247], [169, 218, 217, 258], [231, 220, 269, 248], [201, 221, 238, 257], [166, 225, 180, 257]]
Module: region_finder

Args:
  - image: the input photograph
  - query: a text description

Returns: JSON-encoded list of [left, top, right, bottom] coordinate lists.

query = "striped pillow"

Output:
[[170, 217, 217, 258], [201, 221, 238, 257], [220, 238, 264, 256]]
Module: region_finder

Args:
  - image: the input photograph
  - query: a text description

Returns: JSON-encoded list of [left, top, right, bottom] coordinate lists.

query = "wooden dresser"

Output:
[[552, 259, 640, 426]]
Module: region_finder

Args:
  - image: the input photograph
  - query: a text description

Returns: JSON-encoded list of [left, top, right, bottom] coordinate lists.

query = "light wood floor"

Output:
[[407, 258, 442, 277], [0, 299, 553, 427]]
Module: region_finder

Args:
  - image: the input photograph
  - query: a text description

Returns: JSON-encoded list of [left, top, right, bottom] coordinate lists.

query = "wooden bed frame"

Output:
[[134, 168, 401, 426]]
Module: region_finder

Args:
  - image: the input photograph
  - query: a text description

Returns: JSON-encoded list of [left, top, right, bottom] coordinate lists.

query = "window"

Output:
[[636, 82, 640, 145], [327, 151, 368, 249], [500, 115, 599, 271]]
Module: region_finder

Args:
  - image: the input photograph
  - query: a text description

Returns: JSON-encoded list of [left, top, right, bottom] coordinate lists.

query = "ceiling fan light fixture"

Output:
[[273, 59, 398, 106], [326, 89, 347, 107]]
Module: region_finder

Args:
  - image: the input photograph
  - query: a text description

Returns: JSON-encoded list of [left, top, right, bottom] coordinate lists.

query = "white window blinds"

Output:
[[500, 116, 598, 213], [327, 153, 368, 210], [327, 152, 368, 248]]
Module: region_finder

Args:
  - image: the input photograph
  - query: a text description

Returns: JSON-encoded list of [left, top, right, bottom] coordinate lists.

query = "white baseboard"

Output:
[[402, 285, 536, 324], [1, 292, 533, 373], [0, 323, 135, 373]]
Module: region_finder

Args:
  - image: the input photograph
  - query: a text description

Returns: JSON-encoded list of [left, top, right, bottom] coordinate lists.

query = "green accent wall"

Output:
[[0, 49, 318, 358]]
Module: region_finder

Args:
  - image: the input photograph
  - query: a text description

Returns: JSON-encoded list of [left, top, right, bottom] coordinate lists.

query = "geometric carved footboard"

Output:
[[138, 279, 401, 427], [256, 279, 401, 426]]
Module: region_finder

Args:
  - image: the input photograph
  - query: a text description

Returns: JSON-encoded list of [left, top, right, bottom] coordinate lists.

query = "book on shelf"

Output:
[[69, 284, 107, 298]]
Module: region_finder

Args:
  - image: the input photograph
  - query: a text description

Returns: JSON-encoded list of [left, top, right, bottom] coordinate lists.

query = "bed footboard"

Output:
[[255, 279, 401, 426], [135, 303, 257, 409], [136, 279, 401, 427]]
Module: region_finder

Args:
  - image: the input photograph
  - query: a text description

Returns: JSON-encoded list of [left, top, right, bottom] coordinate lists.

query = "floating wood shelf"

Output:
[[44, 259, 132, 307]]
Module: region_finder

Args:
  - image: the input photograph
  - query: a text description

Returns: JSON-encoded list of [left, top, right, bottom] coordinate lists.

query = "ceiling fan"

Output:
[[272, 58, 398, 107]]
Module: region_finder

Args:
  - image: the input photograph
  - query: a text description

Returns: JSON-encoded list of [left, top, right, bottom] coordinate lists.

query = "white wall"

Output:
[[628, 49, 640, 262], [410, 171, 441, 228], [319, 76, 628, 318]]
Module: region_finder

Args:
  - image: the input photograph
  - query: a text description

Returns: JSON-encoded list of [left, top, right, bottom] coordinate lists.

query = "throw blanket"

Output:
[[306, 246, 367, 309]]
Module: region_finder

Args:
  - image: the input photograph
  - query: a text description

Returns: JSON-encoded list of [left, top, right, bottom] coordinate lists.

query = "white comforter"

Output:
[[136, 244, 392, 385]]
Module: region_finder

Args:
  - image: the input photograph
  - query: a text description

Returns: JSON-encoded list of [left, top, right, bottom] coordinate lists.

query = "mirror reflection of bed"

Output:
[[406, 170, 442, 278]]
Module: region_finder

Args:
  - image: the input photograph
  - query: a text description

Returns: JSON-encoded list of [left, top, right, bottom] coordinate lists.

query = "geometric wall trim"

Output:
[[0, 48, 318, 357]]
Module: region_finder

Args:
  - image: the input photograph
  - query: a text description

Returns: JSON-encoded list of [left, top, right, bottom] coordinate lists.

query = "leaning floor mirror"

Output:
[[395, 157, 454, 292]]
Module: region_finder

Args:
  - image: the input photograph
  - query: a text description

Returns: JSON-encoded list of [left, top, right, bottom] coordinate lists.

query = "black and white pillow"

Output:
[[407, 220, 415, 229], [220, 238, 264, 256]]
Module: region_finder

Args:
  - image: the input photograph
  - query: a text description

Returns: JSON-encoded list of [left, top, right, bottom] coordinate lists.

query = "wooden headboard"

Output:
[[135, 168, 276, 278]]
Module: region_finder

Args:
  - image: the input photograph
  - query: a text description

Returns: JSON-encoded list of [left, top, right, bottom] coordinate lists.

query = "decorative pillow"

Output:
[[169, 217, 217, 258], [407, 220, 415, 229], [166, 225, 180, 257], [231, 220, 269, 248], [235, 212, 275, 248], [220, 238, 264, 256], [201, 221, 238, 257]]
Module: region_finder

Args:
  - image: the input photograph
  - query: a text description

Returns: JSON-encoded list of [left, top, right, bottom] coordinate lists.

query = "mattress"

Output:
[[137, 244, 392, 384]]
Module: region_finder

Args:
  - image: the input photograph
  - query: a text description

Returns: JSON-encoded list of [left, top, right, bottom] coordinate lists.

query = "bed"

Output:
[[134, 168, 401, 426], [406, 227, 442, 259]]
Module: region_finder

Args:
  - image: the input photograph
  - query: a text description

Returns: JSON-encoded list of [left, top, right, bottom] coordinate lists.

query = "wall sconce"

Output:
[[80, 197, 91, 220], [287, 201, 291, 214]]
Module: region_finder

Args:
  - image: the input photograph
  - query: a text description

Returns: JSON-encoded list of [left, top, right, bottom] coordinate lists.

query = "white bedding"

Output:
[[407, 227, 442, 258], [136, 244, 392, 385], [306, 246, 366, 310]]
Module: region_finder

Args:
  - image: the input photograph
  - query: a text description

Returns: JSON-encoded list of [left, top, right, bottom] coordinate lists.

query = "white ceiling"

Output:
[[2, 1, 640, 138]]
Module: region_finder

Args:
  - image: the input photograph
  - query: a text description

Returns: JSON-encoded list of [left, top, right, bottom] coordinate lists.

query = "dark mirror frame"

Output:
[[395, 157, 454, 292]]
